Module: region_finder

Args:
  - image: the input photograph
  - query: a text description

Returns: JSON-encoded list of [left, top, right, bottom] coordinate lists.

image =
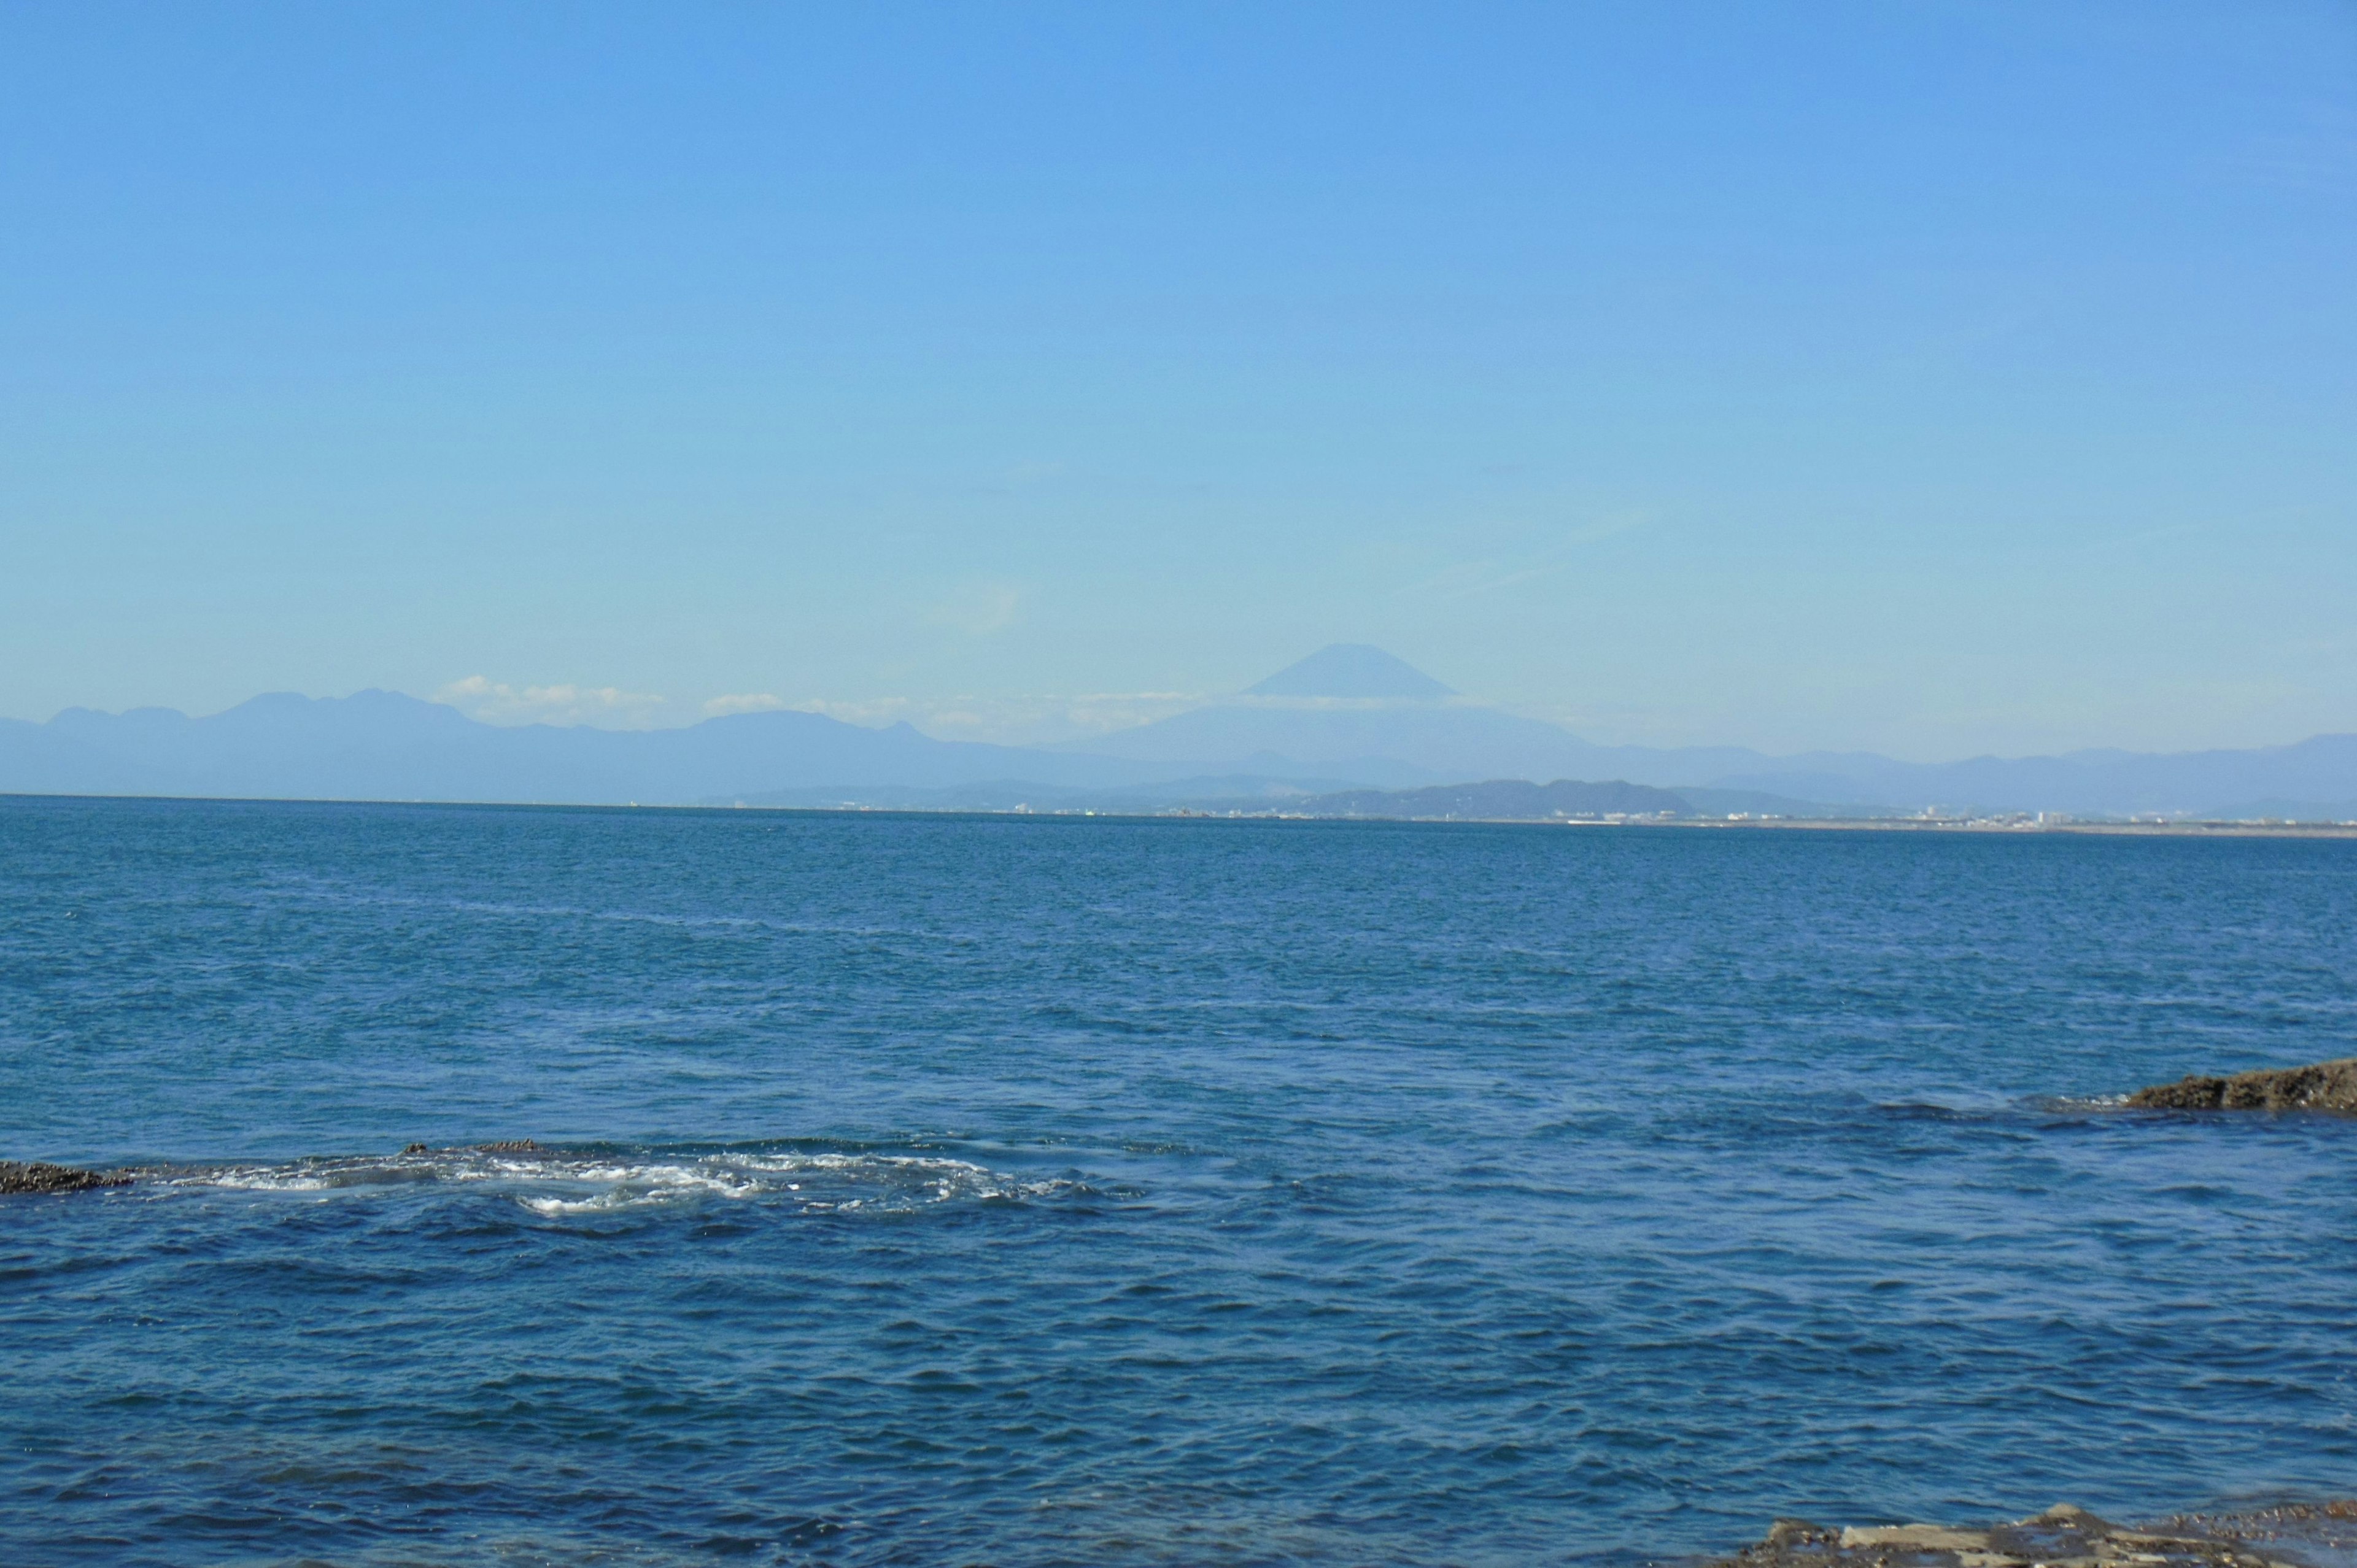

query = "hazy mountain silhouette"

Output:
[[1701, 736, 2357, 818], [1245, 644, 1455, 698], [3, 650, 2353, 818], [0, 691, 1190, 804], [1075, 643, 1630, 779], [1064, 647, 2357, 819], [1072, 644, 1751, 784], [1072, 700, 1627, 779]]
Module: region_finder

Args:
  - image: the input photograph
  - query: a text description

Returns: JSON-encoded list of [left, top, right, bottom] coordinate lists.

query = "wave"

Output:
[[143, 1144, 1074, 1216]]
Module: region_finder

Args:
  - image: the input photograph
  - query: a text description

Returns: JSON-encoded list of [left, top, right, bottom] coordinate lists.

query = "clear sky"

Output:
[[4, 2, 2352, 760]]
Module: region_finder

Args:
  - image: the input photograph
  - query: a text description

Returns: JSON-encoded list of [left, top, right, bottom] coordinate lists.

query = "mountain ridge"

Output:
[[2, 690, 1192, 804], [6, 649, 2354, 819], [1245, 644, 1457, 699]]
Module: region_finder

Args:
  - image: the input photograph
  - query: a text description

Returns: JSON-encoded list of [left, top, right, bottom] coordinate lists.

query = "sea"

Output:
[[4, 795, 2355, 1568]]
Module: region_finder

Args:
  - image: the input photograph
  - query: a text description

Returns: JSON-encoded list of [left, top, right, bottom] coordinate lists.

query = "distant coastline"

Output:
[[13, 790, 2350, 838], [1643, 814, 2357, 838], [884, 805, 2357, 837]]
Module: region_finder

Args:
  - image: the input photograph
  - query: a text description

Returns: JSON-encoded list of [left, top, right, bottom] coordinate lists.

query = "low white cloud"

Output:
[[433, 676, 1202, 743], [437, 676, 668, 728], [703, 692, 789, 717]]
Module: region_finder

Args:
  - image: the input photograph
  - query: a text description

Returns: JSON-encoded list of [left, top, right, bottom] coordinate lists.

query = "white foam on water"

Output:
[[152, 1146, 1072, 1216], [508, 1159, 768, 1215], [183, 1168, 333, 1191], [732, 1150, 1069, 1203]]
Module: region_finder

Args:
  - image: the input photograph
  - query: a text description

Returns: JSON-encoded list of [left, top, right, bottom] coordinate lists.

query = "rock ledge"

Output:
[[0, 1161, 132, 1195], [1710, 1503, 2357, 1568], [2127, 1057, 2357, 1113]]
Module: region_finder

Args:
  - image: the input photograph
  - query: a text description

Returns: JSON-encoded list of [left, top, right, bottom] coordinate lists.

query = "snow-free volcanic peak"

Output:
[[1245, 645, 1456, 700]]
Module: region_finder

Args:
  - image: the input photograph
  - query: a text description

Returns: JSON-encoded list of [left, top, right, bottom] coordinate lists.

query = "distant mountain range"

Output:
[[0, 691, 1180, 805], [1069, 647, 2357, 818], [4, 645, 2354, 821]]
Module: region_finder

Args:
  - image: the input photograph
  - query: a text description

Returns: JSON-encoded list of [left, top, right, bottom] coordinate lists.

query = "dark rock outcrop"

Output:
[[2127, 1057, 2357, 1113], [1709, 1502, 2356, 1568], [0, 1161, 131, 1195], [395, 1140, 540, 1156]]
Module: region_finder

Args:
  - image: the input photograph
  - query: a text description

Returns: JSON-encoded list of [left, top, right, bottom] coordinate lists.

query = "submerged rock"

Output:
[[2127, 1057, 2357, 1113], [395, 1140, 540, 1156], [0, 1160, 131, 1195], [1709, 1502, 2356, 1568]]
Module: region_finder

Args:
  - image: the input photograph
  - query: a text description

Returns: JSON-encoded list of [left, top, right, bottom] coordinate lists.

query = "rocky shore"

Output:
[[1707, 1503, 2357, 1568], [2127, 1057, 2357, 1113], [1, 1141, 554, 1197], [0, 1160, 131, 1195]]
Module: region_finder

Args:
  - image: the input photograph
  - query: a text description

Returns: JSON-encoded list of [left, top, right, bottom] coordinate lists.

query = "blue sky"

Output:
[[3, 2, 2351, 759]]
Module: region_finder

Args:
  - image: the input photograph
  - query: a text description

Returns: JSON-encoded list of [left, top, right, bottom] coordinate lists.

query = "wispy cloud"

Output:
[[430, 678, 1195, 740], [436, 676, 667, 728], [703, 692, 788, 717]]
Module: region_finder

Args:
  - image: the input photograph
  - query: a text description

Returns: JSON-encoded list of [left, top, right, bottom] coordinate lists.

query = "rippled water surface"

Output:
[[4, 797, 2356, 1567]]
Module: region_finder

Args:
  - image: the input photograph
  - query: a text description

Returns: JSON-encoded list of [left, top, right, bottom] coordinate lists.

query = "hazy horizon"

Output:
[[6, 4, 2353, 759], [17, 640, 2357, 773]]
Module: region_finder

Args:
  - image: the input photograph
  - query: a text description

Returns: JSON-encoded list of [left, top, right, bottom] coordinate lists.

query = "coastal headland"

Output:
[[835, 803, 2357, 838]]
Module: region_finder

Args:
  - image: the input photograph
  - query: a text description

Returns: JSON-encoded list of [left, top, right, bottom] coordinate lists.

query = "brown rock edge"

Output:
[[2126, 1057, 2357, 1113], [1708, 1502, 2357, 1568], [0, 1160, 132, 1195], [399, 1140, 541, 1154]]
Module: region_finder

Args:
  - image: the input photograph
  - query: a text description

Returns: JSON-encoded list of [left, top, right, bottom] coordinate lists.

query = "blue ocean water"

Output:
[[4, 796, 2356, 1568]]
